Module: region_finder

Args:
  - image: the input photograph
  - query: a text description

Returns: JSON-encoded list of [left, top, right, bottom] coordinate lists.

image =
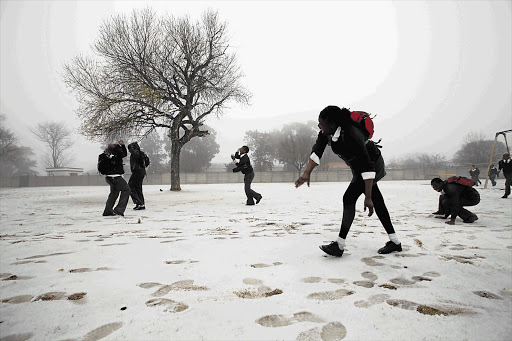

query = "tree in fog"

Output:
[[388, 153, 447, 169], [244, 130, 278, 171], [0, 115, 37, 176], [453, 131, 506, 165], [139, 131, 168, 174], [63, 8, 250, 191], [32, 121, 73, 168], [165, 126, 220, 172], [277, 121, 317, 173]]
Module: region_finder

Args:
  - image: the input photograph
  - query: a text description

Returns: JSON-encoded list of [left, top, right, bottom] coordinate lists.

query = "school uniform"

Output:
[[311, 123, 396, 240], [103, 144, 130, 216], [233, 152, 261, 205]]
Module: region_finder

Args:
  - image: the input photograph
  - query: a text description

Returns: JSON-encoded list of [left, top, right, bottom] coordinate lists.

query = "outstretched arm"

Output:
[[295, 159, 318, 188]]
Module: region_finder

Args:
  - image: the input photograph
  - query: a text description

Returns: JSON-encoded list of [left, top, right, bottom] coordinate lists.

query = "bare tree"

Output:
[[63, 9, 250, 190], [32, 121, 73, 168]]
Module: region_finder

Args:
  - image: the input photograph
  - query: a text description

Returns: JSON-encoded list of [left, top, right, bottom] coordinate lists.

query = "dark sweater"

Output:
[[233, 153, 254, 174], [311, 123, 381, 178], [104, 144, 127, 175]]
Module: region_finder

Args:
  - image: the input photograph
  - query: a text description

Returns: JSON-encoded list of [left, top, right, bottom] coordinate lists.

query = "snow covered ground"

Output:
[[1, 180, 511, 341]]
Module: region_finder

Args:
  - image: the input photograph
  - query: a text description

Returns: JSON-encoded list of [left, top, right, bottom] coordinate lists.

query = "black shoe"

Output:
[[319, 241, 344, 257], [463, 214, 478, 223], [502, 195, 508, 199], [246, 202, 255, 206], [113, 210, 124, 217], [432, 211, 443, 215], [102, 212, 116, 216], [378, 241, 402, 254], [134, 205, 145, 210], [256, 196, 262, 204]]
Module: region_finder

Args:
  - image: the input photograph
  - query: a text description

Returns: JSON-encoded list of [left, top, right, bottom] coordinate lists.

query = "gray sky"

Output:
[[1, 0, 511, 173]]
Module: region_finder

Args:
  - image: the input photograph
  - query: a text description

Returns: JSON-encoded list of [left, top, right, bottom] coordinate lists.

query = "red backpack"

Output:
[[350, 111, 374, 139], [447, 176, 475, 187]]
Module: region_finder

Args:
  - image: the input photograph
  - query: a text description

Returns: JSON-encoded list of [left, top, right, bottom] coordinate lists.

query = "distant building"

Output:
[[46, 167, 84, 176]]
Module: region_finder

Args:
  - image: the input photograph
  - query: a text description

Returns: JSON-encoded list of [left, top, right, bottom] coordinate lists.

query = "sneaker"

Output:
[[319, 241, 344, 257], [133, 205, 139, 210], [378, 241, 402, 254], [463, 214, 478, 223], [134, 205, 145, 210], [256, 196, 262, 204]]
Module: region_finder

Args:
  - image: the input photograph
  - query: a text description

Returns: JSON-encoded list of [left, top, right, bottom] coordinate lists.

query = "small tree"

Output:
[[0, 115, 37, 176], [244, 130, 278, 171], [63, 9, 250, 190], [166, 126, 219, 172], [32, 121, 73, 168], [277, 121, 318, 174]]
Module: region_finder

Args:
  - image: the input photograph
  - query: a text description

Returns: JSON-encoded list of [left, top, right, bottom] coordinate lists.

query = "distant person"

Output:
[[99, 140, 129, 216], [469, 165, 481, 186], [498, 153, 512, 198], [431, 177, 480, 224], [295, 105, 401, 257], [488, 164, 498, 186], [231, 146, 262, 205], [127, 142, 147, 210]]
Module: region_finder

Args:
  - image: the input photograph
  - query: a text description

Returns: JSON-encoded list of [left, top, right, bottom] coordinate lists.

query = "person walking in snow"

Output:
[[498, 153, 512, 198], [488, 164, 498, 186], [295, 106, 401, 257], [469, 165, 481, 186], [127, 142, 147, 210], [231, 145, 262, 205]]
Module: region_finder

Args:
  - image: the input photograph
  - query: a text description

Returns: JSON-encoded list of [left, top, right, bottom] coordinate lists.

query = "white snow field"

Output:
[[0, 180, 511, 341]]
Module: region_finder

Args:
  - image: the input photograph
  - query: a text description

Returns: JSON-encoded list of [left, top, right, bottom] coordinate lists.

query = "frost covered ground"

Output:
[[0, 180, 511, 341]]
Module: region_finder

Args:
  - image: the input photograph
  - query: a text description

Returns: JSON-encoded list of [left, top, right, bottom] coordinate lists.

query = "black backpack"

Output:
[[139, 151, 150, 168], [97, 152, 115, 175]]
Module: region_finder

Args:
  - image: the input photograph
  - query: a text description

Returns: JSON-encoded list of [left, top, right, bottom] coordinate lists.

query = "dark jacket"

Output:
[[233, 152, 254, 174], [128, 142, 146, 174], [488, 167, 498, 177], [104, 144, 127, 175], [311, 123, 381, 179], [469, 168, 480, 178], [498, 159, 512, 176], [442, 182, 480, 220]]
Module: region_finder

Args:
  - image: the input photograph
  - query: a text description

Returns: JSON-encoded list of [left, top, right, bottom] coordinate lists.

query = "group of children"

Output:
[[100, 106, 512, 258]]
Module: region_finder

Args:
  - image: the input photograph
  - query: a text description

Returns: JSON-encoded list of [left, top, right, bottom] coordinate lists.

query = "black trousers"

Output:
[[471, 176, 481, 185], [244, 172, 261, 204], [489, 174, 497, 186], [338, 179, 395, 239], [103, 176, 130, 215], [504, 173, 512, 197], [129, 171, 145, 206], [438, 192, 480, 221]]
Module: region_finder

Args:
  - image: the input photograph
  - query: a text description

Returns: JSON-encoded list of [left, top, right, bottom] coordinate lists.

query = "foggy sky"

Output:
[[1, 0, 510, 173]]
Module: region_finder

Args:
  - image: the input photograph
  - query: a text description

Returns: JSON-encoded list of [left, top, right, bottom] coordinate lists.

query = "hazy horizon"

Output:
[[1, 0, 510, 174]]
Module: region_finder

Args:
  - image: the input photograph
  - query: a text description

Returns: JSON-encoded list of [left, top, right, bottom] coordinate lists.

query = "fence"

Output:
[[0, 166, 473, 188]]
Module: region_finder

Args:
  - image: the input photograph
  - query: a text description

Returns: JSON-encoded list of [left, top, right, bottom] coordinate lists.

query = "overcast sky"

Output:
[[1, 0, 511, 173]]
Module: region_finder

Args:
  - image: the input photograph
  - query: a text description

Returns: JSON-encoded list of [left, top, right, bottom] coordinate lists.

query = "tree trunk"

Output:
[[170, 138, 182, 191]]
